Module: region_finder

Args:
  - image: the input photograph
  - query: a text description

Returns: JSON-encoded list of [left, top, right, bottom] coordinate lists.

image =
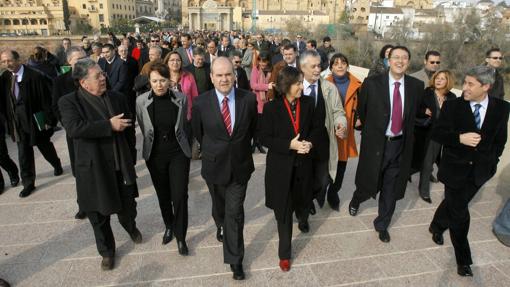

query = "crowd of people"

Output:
[[0, 30, 509, 285]]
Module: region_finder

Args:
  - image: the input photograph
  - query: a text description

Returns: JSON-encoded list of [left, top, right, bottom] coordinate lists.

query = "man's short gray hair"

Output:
[[149, 46, 162, 55], [465, 65, 495, 86], [66, 46, 85, 62], [299, 50, 321, 67], [72, 58, 97, 82]]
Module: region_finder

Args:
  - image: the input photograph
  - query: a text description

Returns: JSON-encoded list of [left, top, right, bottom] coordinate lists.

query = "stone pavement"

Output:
[[1, 126, 510, 287]]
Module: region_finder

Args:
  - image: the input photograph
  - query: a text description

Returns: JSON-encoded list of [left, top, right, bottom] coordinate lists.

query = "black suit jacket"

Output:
[[235, 67, 250, 91], [218, 45, 234, 57], [191, 88, 257, 185], [98, 56, 129, 93], [355, 73, 424, 200], [51, 71, 76, 122], [432, 96, 509, 188]]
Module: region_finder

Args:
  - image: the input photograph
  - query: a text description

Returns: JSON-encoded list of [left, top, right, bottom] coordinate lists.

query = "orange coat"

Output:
[[325, 72, 361, 162]]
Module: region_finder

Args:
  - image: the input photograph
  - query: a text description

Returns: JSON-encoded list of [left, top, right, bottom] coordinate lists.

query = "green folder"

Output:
[[33, 111, 48, 131], [60, 65, 71, 74]]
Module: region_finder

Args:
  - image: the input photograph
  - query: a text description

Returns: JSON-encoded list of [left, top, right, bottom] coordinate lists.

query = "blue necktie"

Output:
[[309, 84, 317, 106], [473, 103, 482, 130]]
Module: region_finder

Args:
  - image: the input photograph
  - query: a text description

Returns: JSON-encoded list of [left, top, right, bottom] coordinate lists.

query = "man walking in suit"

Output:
[[98, 44, 129, 96], [295, 35, 306, 56], [348, 46, 424, 243], [218, 35, 234, 57], [429, 66, 509, 277], [0, 49, 63, 198], [267, 44, 300, 100], [58, 58, 142, 270], [230, 51, 250, 90], [191, 57, 257, 280], [410, 50, 441, 87], [176, 33, 194, 68]]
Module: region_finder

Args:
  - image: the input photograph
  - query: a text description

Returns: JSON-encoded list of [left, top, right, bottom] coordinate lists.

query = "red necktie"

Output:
[[222, 97, 232, 136], [391, 82, 402, 135], [186, 48, 192, 63]]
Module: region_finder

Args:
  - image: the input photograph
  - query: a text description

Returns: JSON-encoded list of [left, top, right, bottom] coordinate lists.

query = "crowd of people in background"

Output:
[[0, 29, 509, 286]]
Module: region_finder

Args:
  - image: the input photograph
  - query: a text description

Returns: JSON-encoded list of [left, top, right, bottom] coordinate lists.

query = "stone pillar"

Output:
[[189, 12, 193, 30]]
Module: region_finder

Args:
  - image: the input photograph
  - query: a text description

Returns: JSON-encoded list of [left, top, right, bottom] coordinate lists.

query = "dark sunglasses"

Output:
[[490, 57, 503, 60], [429, 61, 441, 64], [234, 61, 241, 64], [151, 40, 160, 43]]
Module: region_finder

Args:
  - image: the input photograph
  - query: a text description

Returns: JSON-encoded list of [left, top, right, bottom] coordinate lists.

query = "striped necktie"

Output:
[[473, 103, 482, 130], [222, 96, 232, 136]]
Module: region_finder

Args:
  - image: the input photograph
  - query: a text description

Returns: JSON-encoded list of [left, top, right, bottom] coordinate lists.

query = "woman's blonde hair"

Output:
[[429, 70, 455, 91]]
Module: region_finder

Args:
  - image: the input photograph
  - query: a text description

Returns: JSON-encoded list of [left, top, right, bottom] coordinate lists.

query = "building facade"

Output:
[[183, 0, 344, 31]]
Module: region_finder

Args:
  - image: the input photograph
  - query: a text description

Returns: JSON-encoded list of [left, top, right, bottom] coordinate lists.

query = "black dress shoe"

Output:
[[162, 227, 173, 245], [8, 172, 19, 187], [101, 256, 115, 270], [0, 278, 10, 287], [54, 166, 63, 176], [378, 230, 391, 243], [429, 227, 444, 245], [230, 264, 245, 280], [19, 185, 35, 198], [309, 202, 316, 215], [420, 195, 432, 204], [457, 265, 473, 277], [348, 200, 359, 216], [298, 220, 310, 233], [327, 189, 340, 211], [430, 175, 439, 183], [74, 210, 87, 220], [216, 226, 223, 242], [129, 228, 142, 244], [177, 240, 189, 255]]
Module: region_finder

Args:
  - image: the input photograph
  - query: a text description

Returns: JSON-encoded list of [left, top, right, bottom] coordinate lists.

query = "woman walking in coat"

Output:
[[260, 66, 320, 272], [323, 53, 362, 211], [136, 63, 192, 255], [164, 51, 199, 121], [250, 51, 273, 153], [412, 70, 456, 203]]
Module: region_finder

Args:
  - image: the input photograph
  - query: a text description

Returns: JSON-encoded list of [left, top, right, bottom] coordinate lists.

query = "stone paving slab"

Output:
[[1, 127, 510, 286]]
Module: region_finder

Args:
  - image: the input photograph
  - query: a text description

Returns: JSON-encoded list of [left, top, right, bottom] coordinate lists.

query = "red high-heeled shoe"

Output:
[[279, 259, 291, 272]]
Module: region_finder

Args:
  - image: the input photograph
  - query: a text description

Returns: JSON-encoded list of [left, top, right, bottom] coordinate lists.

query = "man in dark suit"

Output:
[[58, 58, 142, 271], [267, 44, 300, 100], [0, 70, 20, 194], [295, 35, 306, 55], [0, 50, 63, 198], [191, 57, 257, 281], [51, 46, 87, 218], [429, 66, 509, 277], [117, 44, 138, 114], [205, 40, 219, 64], [348, 46, 424, 243], [98, 44, 129, 95], [306, 39, 329, 71], [175, 33, 194, 68], [218, 35, 234, 57], [485, 47, 505, 99], [185, 47, 213, 95], [230, 51, 250, 90]]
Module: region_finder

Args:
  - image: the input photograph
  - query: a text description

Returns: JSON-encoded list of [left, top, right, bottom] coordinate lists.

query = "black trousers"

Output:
[[328, 160, 348, 196], [207, 180, 247, 265], [87, 173, 138, 257], [313, 159, 329, 200], [418, 141, 441, 198], [146, 151, 190, 241], [0, 134, 18, 185], [352, 139, 403, 231], [66, 135, 75, 177], [430, 180, 480, 265], [276, 170, 310, 260], [17, 132, 61, 187]]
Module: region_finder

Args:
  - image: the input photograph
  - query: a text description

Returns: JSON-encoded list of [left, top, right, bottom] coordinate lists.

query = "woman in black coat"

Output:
[[260, 66, 320, 272], [412, 70, 457, 203]]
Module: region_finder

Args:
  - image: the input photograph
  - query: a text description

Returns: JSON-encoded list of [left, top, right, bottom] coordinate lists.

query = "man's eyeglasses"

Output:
[[429, 61, 441, 64], [490, 57, 504, 60], [151, 40, 160, 43]]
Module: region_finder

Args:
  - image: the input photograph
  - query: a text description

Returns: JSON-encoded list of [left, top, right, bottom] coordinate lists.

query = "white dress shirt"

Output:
[[386, 73, 405, 137], [303, 79, 319, 104], [470, 95, 489, 128]]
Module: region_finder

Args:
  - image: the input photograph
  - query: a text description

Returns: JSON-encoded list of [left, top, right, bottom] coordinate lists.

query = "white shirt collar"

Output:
[[303, 79, 318, 94], [106, 56, 116, 64], [470, 95, 489, 110], [388, 72, 404, 87], [13, 64, 24, 82]]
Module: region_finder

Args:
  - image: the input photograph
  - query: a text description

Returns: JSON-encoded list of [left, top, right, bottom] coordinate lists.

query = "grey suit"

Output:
[[410, 68, 430, 88], [176, 46, 194, 68], [136, 90, 191, 160]]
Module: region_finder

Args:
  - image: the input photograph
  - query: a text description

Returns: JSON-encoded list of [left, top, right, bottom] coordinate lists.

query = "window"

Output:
[[99, 14, 104, 22], [361, 7, 366, 12], [82, 4, 86, 9], [13, 19, 20, 25], [100, 3, 103, 9]]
